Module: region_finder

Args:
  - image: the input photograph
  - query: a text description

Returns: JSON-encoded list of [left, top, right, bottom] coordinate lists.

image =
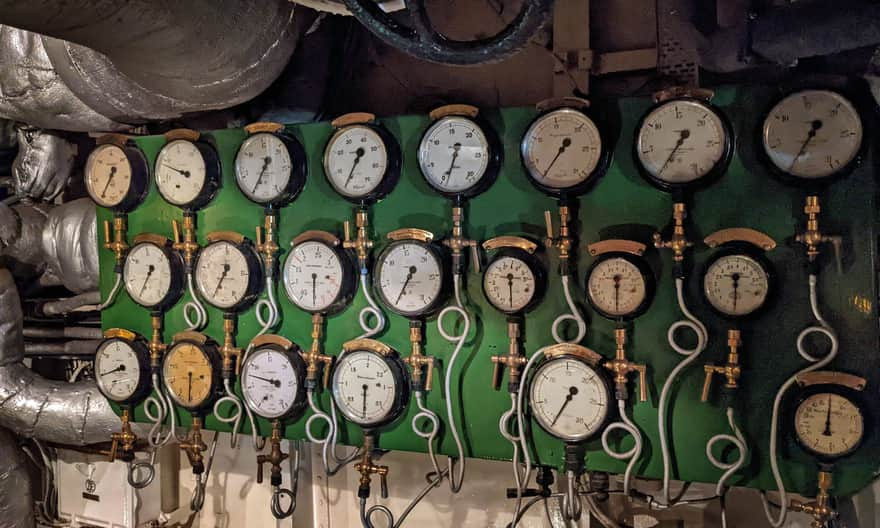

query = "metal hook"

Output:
[[128, 451, 156, 489], [270, 486, 296, 519], [561, 471, 582, 521]]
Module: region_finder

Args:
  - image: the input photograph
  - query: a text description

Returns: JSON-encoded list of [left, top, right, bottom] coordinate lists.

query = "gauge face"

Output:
[[587, 257, 650, 319], [162, 342, 216, 410], [795, 392, 864, 458], [283, 240, 347, 313], [194, 240, 258, 310], [85, 144, 133, 208], [703, 254, 770, 317], [529, 358, 611, 442], [375, 241, 444, 317], [762, 90, 863, 180], [636, 99, 730, 187], [124, 242, 175, 308], [154, 140, 209, 207], [95, 339, 144, 403], [418, 116, 494, 196], [521, 108, 604, 193], [324, 125, 389, 200], [241, 346, 303, 420], [332, 350, 404, 427], [234, 133, 294, 204], [483, 256, 537, 313]]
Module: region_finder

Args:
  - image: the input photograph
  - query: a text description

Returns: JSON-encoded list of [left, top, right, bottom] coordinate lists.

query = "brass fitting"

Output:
[[255, 212, 280, 272], [257, 420, 289, 487], [491, 320, 528, 391], [789, 471, 837, 528], [795, 196, 842, 266], [302, 313, 333, 388], [403, 322, 435, 391], [343, 208, 374, 271], [219, 317, 242, 377], [148, 313, 166, 370], [103, 215, 129, 265], [701, 329, 742, 402], [603, 328, 647, 402], [172, 212, 200, 268], [109, 408, 137, 462], [355, 435, 389, 499], [653, 202, 693, 262], [545, 206, 574, 266], [179, 417, 208, 475], [442, 206, 481, 273]]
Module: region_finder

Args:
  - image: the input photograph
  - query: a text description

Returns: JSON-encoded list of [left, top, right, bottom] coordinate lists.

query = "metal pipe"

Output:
[[23, 340, 101, 357], [23, 326, 102, 340], [40, 291, 101, 316], [160, 443, 181, 515], [0, 427, 35, 528]]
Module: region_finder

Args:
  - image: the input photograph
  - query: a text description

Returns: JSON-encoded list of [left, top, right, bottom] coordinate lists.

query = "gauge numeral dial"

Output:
[[795, 392, 865, 458], [124, 242, 177, 309], [418, 116, 496, 197], [95, 339, 146, 403], [587, 257, 649, 319], [331, 351, 406, 427], [194, 240, 262, 311], [234, 133, 296, 205], [86, 144, 134, 209], [483, 256, 538, 314], [324, 125, 391, 200], [241, 346, 305, 420], [283, 240, 349, 313], [703, 254, 770, 317], [162, 342, 216, 410], [529, 358, 611, 442], [375, 241, 445, 317]]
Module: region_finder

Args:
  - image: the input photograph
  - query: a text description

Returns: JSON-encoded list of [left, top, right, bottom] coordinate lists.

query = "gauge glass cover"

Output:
[[376, 241, 443, 316], [241, 347, 301, 420], [418, 116, 491, 194], [234, 133, 293, 204], [483, 256, 537, 313], [331, 350, 402, 427], [162, 342, 215, 409], [521, 108, 603, 190], [795, 392, 864, 458], [283, 240, 345, 313], [124, 242, 174, 308], [195, 241, 254, 310], [703, 254, 769, 317], [154, 140, 207, 206], [324, 125, 389, 199], [587, 257, 648, 318], [530, 358, 610, 442], [95, 339, 142, 403], [85, 144, 133, 208]]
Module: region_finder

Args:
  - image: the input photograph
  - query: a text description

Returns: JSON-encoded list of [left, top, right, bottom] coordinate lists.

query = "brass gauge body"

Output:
[[85, 140, 150, 212], [162, 333, 222, 413]]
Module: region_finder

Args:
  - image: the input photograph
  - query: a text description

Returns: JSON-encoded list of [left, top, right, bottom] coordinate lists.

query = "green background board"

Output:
[[99, 85, 879, 497]]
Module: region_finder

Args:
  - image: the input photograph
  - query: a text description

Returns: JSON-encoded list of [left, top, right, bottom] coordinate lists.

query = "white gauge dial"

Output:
[[85, 144, 133, 208], [795, 393, 864, 457], [234, 133, 293, 203], [636, 99, 729, 184], [376, 242, 443, 316], [155, 140, 208, 206], [762, 90, 863, 179], [195, 241, 253, 310], [332, 351, 400, 426], [530, 358, 610, 442], [95, 340, 142, 402], [483, 256, 536, 313], [283, 240, 345, 313], [241, 347, 300, 419], [124, 242, 173, 308], [587, 258, 648, 318], [522, 109, 603, 189], [418, 116, 491, 194], [703, 254, 769, 317], [324, 126, 388, 199]]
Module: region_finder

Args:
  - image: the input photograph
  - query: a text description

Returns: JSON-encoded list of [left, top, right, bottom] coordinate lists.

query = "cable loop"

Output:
[[183, 273, 207, 330], [601, 400, 643, 496], [551, 275, 587, 344]]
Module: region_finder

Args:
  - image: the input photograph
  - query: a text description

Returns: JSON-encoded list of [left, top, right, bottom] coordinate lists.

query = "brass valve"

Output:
[[545, 206, 574, 270], [701, 329, 742, 402], [603, 328, 647, 402], [302, 313, 333, 388], [491, 320, 528, 392], [179, 417, 208, 475], [442, 206, 481, 273], [402, 322, 435, 391], [109, 408, 137, 462], [172, 213, 200, 268], [219, 317, 242, 377], [257, 421, 289, 487], [789, 471, 837, 528], [355, 435, 389, 499], [255, 212, 280, 272], [148, 313, 166, 370], [795, 196, 842, 267], [653, 202, 693, 263], [343, 208, 374, 271], [103, 215, 129, 265]]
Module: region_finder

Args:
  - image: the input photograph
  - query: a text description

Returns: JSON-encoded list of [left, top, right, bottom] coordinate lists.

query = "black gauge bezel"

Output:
[[528, 355, 614, 443], [282, 236, 357, 316], [193, 237, 264, 313], [520, 107, 612, 199], [789, 382, 868, 463], [633, 97, 735, 194], [154, 139, 221, 211], [373, 238, 451, 318], [700, 243, 775, 321], [417, 114, 502, 201], [240, 342, 308, 421], [330, 348, 411, 430], [85, 143, 150, 213], [585, 252, 656, 322], [322, 122, 401, 206], [95, 336, 152, 405], [234, 131, 307, 207], [161, 337, 223, 413], [123, 239, 185, 312], [481, 247, 547, 316]]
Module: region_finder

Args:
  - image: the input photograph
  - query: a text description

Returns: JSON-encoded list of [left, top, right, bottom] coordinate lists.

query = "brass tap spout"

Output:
[[148, 313, 166, 370], [257, 420, 289, 487], [109, 408, 138, 462], [172, 212, 200, 269], [343, 208, 374, 271], [790, 471, 837, 528], [795, 196, 842, 268], [255, 211, 280, 274], [355, 435, 389, 499], [602, 328, 647, 402], [403, 321, 435, 391], [180, 417, 208, 475], [653, 202, 693, 263], [219, 316, 242, 377], [442, 206, 480, 273], [103, 214, 129, 267], [701, 329, 742, 402], [545, 206, 574, 274], [491, 319, 528, 392], [302, 313, 333, 389]]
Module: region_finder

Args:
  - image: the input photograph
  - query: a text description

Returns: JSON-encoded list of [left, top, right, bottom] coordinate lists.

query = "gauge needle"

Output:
[[613, 274, 621, 313], [252, 375, 281, 388], [99, 364, 126, 376], [730, 273, 740, 312], [442, 143, 461, 183], [251, 156, 271, 194], [541, 137, 572, 179], [139, 264, 155, 296], [361, 384, 369, 419], [311, 272, 317, 306], [164, 165, 191, 178], [507, 273, 514, 308], [395, 266, 416, 303], [100, 166, 117, 198], [344, 148, 365, 188], [187, 372, 193, 402], [551, 386, 579, 426], [789, 119, 823, 171], [212, 263, 231, 297], [822, 395, 833, 436], [659, 129, 690, 175]]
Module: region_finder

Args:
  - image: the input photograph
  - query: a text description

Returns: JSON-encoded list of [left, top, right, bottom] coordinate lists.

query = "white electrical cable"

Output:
[[183, 273, 207, 330], [499, 393, 528, 494], [657, 277, 708, 505], [214, 380, 244, 448], [96, 273, 123, 310], [412, 391, 442, 479], [601, 400, 643, 496], [358, 271, 385, 339], [145, 373, 187, 446], [706, 407, 748, 497], [761, 274, 838, 527], [551, 275, 587, 344]]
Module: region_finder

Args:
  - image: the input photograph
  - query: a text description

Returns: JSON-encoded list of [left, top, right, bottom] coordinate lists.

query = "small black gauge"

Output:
[[585, 240, 655, 321], [791, 380, 867, 463], [154, 131, 221, 210], [481, 236, 546, 315], [323, 114, 401, 205], [234, 124, 307, 207], [374, 229, 449, 318], [123, 233, 185, 312], [240, 335, 308, 421], [700, 230, 777, 320], [161, 332, 224, 413], [282, 230, 357, 316], [85, 140, 150, 213], [193, 232, 264, 313], [95, 329, 151, 406]]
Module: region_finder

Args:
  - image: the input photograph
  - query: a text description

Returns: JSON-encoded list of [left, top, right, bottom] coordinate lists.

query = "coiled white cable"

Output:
[[552, 275, 587, 344], [761, 274, 838, 527], [706, 407, 748, 497], [412, 392, 442, 478], [183, 273, 207, 330], [358, 271, 385, 339], [145, 375, 187, 445], [96, 273, 123, 310], [601, 400, 643, 496], [658, 277, 708, 505]]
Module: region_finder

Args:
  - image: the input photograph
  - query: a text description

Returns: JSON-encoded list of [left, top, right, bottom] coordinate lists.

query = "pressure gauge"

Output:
[[123, 234, 185, 311], [418, 110, 500, 199], [194, 232, 264, 312], [162, 333, 222, 413], [762, 89, 863, 182], [282, 231, 356, 315], [702, 251, 772, 318], [84, 142, 149, 212], [234, 128, 306, 206], [635, 98, 733, 191], [792, 380, 867, 462], [331, 340, 410, 429], [240, 336, 307, 421], [481, 237, 546, 315], [529, 352, 612, 442], [323, 118, 400, 204], [154, 135, 220, 210], [585, 241, 655, 321], [374, 230, 448, 317], [521, 107, 609, 197], [94, 330, 150, 405]]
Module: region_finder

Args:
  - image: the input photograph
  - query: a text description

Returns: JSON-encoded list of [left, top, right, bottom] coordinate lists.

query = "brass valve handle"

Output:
[[103, 215, 129, 266], [544, 207, 574, 273], [490, 320, 527, 391], [403, 321, 436, 391], [442, 205, 481, 273], [219, 316, 242, 377], [257, 421, 289, 487], [343, 208, 374, 271], [653, 202, 693, 265], [255, 212, 280, 272], [355, 450, 390, 499], [109, 409, 138, 462], [602, 328, 648, 402], [303, 313, 334, 389], [701, 329, 742, 402], [179, 418, 207, 475], [789, 470, 837, 528], [795, 196, 842, 270], [148, 313, 166, 370], [172, 213, 200, 269]]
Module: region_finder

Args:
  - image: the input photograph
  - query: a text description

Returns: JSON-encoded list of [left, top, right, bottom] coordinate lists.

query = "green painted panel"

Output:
[[99, 85, 879, 497]]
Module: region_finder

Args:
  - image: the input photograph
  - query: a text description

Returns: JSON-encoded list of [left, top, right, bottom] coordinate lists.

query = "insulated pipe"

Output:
[[22, 326, 102, 340], [23, 339, 101, 357], [0, 427, 34, 528]]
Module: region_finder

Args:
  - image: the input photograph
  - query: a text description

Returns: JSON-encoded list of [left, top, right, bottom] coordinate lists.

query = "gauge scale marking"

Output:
[[521, 108, 604, 193], [234, 133, 295, 204], [794, 392, 865, 459], [530, 358, 611, 442], [283, 240, 349, 313], [240, 346, 305, 420], [162, 342, 217, 411], [124, 242, 178, 309], [154, 140, 213, 207], [418, 116, 495, 196], [483, 255, 539, 314], [95, 339, 147, 404], [703, 254, 770, 317], [332, 350, 406, 427], [194, 240, 262, 311], [324, 125, 391, 201], [375, 241, 445, 317], [587, 257, 649, 319]]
